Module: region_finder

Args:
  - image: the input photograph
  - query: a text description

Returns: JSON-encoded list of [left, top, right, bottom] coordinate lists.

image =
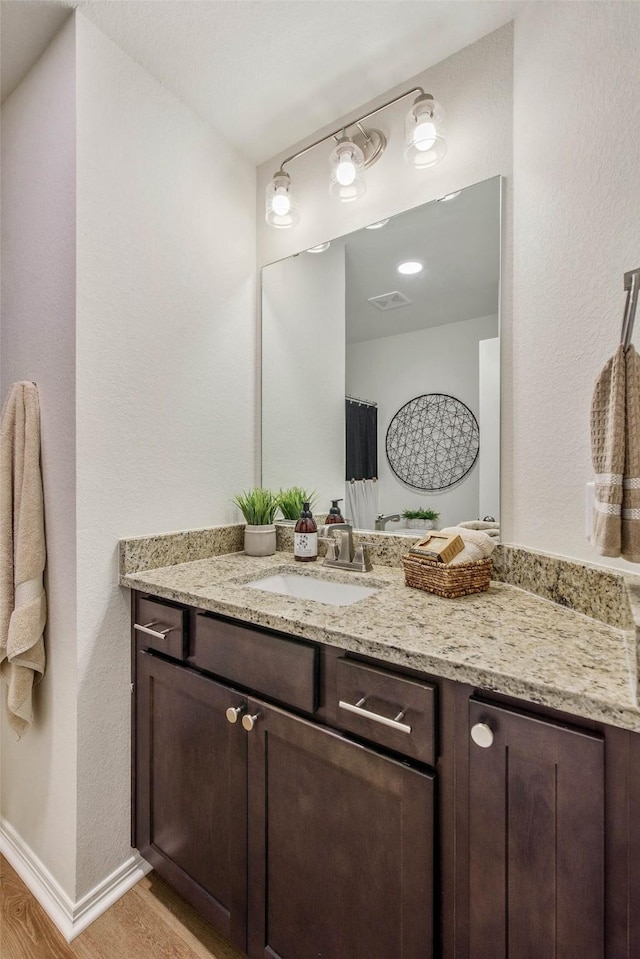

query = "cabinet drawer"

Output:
[[194, 614, 318, 714], [335, 658, 437, 765], [134, 596, 187, 660]]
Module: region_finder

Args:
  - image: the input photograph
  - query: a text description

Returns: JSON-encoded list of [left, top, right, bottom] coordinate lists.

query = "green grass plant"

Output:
[[278, 487, 317, 521], [402, 507, 440, 522], [233, 488, 280, 525]]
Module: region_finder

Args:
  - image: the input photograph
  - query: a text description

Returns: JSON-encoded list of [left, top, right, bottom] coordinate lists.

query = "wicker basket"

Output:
[[402, 553, 492, 599]]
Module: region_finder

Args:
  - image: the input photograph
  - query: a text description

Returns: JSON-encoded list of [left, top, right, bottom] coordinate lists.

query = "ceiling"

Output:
[[343, 175, 501, 344], [1, 0, 524, 164]]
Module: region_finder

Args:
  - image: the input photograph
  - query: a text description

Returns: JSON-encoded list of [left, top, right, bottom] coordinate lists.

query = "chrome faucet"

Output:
[[318, 523, 372, 572], [375, 513, 400, 531]]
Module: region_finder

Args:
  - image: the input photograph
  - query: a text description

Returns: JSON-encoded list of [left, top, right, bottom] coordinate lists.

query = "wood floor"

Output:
[[0, 856, 246, 959]]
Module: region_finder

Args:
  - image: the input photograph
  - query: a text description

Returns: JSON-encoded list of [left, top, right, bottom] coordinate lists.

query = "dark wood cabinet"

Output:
[[135, 650, 248, 951], [134, 609, 436, 959], [132, 592, 640, 959], [245, 698, 434, 959], [466, 698, 605, 959]]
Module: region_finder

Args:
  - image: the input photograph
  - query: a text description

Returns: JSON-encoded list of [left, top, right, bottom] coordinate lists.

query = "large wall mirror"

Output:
[[261, 175, 501, 534]]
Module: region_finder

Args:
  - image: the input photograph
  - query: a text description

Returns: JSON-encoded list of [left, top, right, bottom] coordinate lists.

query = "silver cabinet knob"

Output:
[[226, 705, 245, 724], [471, 722, 494, 748], [242, 712, 260, 732]]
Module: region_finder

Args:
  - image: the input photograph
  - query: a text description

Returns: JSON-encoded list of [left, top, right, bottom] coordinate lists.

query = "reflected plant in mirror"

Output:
[[261, 176, 501, 535], [402, 508, 440, 530], [278, 487, 318, 522]]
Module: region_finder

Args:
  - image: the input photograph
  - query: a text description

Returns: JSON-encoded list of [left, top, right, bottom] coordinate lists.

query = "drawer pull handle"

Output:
[[471, 722, 494, 748], [226, 705, 245, 724], [134, 621, 174, 641], [242, 713, 260, 732], [339, 698, 412, 734]]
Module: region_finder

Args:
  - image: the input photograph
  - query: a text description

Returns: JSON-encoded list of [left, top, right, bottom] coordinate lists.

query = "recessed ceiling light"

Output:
[[438, 191, 461, 202], [397, 260, 423, 275], [306, 242, 331, 253], [365, 219, 390, 230]]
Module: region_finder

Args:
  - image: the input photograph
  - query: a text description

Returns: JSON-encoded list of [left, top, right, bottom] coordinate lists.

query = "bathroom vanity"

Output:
[[123, 545, 640, 959]]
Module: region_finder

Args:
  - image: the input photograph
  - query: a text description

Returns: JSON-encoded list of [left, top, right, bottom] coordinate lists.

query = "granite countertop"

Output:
[[120, 550, 640, 733]]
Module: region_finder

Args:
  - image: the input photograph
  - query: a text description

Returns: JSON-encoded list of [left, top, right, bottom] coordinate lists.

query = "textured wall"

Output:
[[74, 14, 256, 897], [511, 1, 640, 571], [0, 18, 78, 900]]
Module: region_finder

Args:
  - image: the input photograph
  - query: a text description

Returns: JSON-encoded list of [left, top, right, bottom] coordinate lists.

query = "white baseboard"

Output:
[[0, 817, 152, 941]]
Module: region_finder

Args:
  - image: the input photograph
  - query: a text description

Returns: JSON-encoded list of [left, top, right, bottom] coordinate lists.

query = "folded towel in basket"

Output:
[[440, 526, 496, 565]]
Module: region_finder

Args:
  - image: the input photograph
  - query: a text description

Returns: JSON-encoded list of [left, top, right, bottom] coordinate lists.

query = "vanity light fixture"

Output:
[[265, 171, 299, 229], [329, 135, 366, 202], [397, 260, 424, 276], [404, 93, 447, 168], [306, 242, 331, 253], [265, 86, 446, 229]]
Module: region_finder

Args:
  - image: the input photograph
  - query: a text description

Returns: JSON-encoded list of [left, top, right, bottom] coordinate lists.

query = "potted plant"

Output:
[[402, 507, 440, 530], [278, 486, 317, 523], [233, 488, 280, 556]]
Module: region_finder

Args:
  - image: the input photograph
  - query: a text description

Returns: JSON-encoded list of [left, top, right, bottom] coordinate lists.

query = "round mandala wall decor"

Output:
[[385, 393, 479, 491]]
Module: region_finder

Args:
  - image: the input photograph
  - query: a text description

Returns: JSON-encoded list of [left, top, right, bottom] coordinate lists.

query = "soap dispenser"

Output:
[[294, 502, 318, 562], [325, 499, 345, 524]]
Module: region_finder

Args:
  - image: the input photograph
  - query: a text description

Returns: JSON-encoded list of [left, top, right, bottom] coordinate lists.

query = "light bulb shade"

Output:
[[329, 137, 366, 202], [404, 95, 447, 169], [265, 171, 299, 228]]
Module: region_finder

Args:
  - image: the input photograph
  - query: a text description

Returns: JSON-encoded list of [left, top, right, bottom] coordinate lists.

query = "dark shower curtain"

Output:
[[345, 400, 378, 480]]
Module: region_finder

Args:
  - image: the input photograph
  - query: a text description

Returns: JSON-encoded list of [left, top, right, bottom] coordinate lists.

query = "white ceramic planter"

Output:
[[244, 524, 276, 556], [407, 519, 436, 530]]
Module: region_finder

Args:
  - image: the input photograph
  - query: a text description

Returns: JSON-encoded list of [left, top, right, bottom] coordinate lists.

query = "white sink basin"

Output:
[[246, 572, 379, 607]]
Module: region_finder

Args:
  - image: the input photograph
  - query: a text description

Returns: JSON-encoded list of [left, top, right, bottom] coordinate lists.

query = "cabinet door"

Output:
[[136, 651, 248, 950], [468, 698, 604, 959], [246, 698, 434, 959]]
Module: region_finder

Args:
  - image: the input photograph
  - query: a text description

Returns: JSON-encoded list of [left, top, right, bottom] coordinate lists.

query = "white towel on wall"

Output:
[[0, 382, 47, 738]]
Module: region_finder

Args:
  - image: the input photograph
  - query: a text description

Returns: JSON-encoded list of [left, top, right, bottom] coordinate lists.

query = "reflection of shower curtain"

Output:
[[346, 400, 377, 482], [345, 480, 378, 531]]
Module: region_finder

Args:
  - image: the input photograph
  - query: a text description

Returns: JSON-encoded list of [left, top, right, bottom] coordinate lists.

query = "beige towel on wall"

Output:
[[622, 347, 640, 561], [591, 346, 626, 557], [0, 383, 47, 738]]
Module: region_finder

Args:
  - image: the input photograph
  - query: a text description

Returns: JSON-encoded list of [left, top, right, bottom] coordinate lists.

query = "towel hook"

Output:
[[621, 268, 640, 349]]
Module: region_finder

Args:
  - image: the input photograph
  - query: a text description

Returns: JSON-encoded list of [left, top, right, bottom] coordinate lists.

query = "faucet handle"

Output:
[[352, 543, 373, 572], [318, 536, 339, 561]]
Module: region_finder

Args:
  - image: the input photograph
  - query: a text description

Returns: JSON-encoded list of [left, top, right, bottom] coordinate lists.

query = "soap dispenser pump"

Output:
[[325, 499, 345, 524], [294, 502, 318, 562]]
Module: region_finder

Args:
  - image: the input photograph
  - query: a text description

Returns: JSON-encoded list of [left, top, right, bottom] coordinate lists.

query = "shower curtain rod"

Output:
[[346, 394, 378, 408]]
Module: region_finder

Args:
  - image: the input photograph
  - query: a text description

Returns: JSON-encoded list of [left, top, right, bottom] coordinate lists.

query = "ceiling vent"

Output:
[[367, 291, 412, 311]]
